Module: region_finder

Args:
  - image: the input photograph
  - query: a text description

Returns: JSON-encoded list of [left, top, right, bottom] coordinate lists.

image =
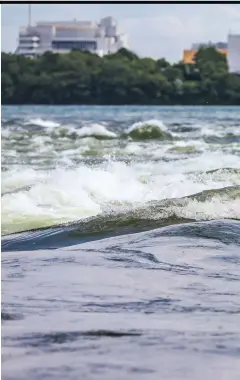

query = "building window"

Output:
[[51, 40, 97, 51], [19, 46, 36, 51]]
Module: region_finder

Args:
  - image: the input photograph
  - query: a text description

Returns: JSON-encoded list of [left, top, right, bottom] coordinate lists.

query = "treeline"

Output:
[[2, 47, 240, 105]]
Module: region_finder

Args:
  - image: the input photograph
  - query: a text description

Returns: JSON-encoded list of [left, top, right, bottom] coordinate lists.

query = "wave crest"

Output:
[[76, 124, 117, 139], [2, 186, 240, 248], [25, 118, 60, 128]]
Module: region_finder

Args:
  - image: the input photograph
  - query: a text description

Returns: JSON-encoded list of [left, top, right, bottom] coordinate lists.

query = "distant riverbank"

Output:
[[2, 47, 240, 105]]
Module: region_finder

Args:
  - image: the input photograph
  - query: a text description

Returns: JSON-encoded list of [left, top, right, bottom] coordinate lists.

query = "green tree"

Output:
[[194, 47, 228, 79], [1, 47, 240, 105]]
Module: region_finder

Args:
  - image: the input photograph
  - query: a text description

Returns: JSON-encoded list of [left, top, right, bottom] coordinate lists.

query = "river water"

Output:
[[2, 106, 240, 379]]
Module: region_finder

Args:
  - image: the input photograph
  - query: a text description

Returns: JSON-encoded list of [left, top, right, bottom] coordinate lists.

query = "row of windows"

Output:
[[18, 46, 37, 51], [51, 40, 97, 50]]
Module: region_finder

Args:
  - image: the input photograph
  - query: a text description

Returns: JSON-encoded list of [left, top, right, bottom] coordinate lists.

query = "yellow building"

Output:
[[183, 49, 228, 64]]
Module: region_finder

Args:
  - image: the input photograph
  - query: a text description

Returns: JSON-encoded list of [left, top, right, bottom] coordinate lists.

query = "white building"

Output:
[[227, 34, 240, 74], [16, 16, 128, 57]]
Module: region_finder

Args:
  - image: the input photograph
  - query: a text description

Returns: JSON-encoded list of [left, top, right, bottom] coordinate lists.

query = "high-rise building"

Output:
[[227, 34, 240, 74], [16, 15, 129, 58]]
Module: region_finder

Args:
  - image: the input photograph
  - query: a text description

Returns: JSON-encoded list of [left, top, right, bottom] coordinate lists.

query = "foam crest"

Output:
[[26, 118, 60, 128], [179, 196, 240, 221], [76, 124, 117, 139]]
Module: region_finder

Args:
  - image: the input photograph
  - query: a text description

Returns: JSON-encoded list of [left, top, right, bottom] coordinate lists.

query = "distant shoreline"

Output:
[[2, 103, 240, 107], [2, 47, 240, 106]]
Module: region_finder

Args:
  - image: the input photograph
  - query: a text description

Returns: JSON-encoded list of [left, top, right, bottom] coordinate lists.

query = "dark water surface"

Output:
[[2, 106, 240, 379]]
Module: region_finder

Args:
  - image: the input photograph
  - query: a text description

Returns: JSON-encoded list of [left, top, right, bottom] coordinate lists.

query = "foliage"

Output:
[[1, 47, 239, 105]]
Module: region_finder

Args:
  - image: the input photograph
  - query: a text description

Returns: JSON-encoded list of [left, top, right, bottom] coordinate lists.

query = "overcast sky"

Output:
[[2, 2, 240, 62]]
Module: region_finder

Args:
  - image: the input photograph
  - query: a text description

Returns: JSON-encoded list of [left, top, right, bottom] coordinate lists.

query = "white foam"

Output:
[[125, 143, 143, 155], [26, 118, 60, 128], [77, 124, 117, 139], [1, 129, 12, 138], [126, 119, 168, 134], [179, 197, 240, 221], [2, 168, 47, 194]]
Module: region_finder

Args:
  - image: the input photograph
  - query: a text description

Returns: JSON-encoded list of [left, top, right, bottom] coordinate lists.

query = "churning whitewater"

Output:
[[2, 106, 240, 239]]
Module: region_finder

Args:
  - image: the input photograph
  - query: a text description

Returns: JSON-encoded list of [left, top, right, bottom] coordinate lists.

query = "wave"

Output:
[[2, 185, 240, 251], [25, 118, 60, 128], [1, 117, 24, 127], [48, 124, 117, 140], [150, 219, 240, 245], [1, 117, 60, 129], [2, 115, 240, 141], [206, 167, 240, 175], [2, 152, 240, 233], [3, 117, 240, 146], [2, 155, 240, 235], [123, 119, 173, 140], [73, 124, 117, 139], [3, 117, 174, 141], [48, 119, 173, 141]]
